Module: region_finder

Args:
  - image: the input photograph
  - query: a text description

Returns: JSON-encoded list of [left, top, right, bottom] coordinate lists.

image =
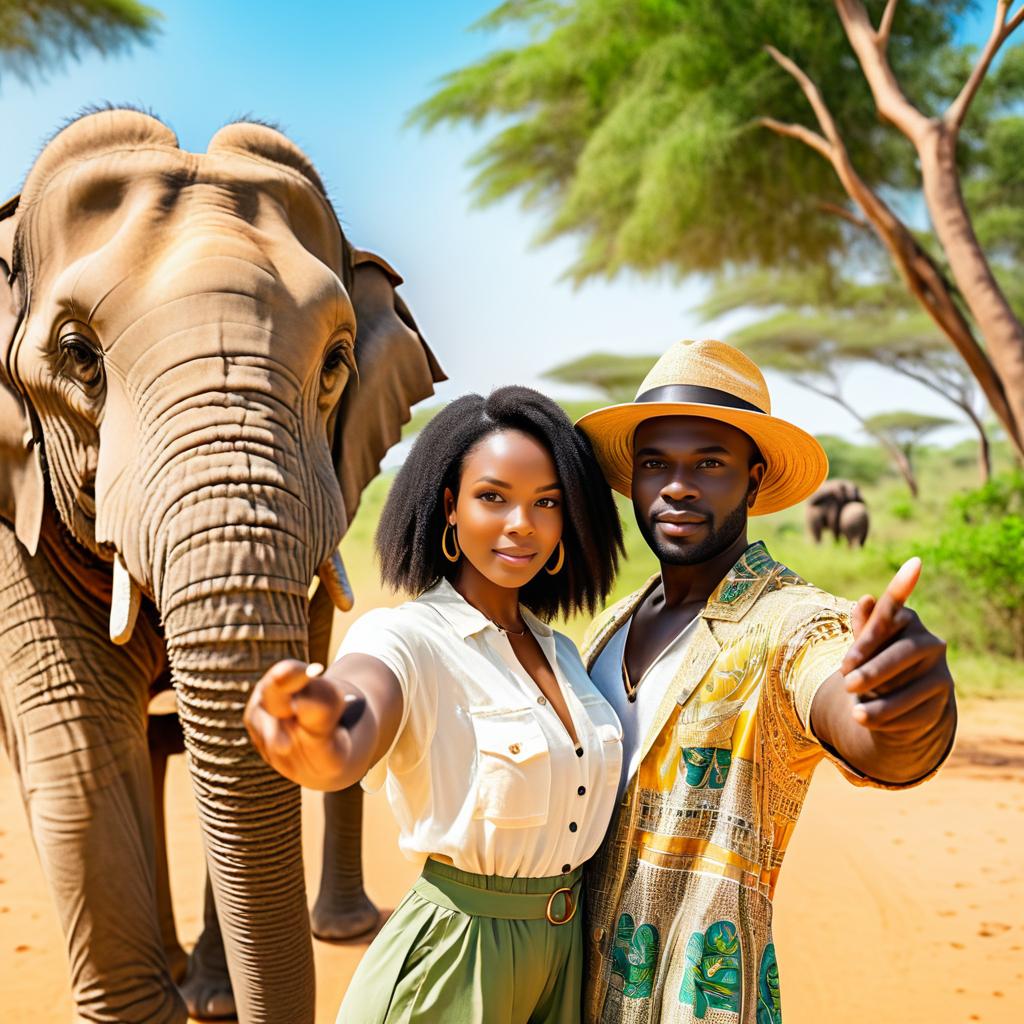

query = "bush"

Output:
[[919, 472, 1024, 659], [888, 496, 915, 521]]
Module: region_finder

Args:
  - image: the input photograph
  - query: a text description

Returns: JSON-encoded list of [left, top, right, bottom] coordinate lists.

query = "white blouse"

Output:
[[335, 578, 623, 878]]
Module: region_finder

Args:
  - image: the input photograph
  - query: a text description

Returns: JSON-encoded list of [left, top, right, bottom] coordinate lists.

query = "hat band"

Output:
[[635, 384, 765, 414]]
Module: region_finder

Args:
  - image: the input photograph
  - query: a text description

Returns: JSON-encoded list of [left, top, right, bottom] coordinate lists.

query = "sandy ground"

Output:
[[1, 700, 1023, 1024]]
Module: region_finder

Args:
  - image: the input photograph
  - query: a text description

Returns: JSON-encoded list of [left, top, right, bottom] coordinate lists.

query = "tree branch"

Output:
[[760, 13, 1018, 450], [878, 0, 900, 50], [764, 45, 844, 147], [833, 0, 931, 141], [817, 200, 870, 230], [946, 0, 1024, 130], [759, 117, 833, 160]]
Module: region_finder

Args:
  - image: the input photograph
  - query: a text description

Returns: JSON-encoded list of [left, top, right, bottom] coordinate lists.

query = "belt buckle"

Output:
[[545, 885, 577, 926]]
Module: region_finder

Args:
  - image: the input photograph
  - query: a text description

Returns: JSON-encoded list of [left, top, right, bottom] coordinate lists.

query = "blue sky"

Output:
[[0, 1, 999, 447]]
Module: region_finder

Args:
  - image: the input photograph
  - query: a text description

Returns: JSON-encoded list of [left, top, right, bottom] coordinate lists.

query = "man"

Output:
[[575, 339, 956, 1024]]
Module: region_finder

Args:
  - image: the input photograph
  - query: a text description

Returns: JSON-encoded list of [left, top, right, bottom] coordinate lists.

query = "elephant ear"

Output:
[[333, 249, 445, 524], [0, 195, 44, 557]]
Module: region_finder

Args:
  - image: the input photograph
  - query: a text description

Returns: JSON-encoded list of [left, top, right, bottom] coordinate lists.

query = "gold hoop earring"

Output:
[[442, 522, 461, 563], [545, 539, 565, 575]]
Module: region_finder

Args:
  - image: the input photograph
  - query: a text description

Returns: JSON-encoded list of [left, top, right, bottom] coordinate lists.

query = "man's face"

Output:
[[630, 416, 764, 565]]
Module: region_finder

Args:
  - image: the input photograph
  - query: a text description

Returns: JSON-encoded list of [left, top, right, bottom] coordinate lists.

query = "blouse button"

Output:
[[577, 785, 586, 796], [562, 863, 571, 873], [537, 696, 547, 706], [569, 821, 578, 833], [508, 743, 521, 755], [575, 747, 584, 758]]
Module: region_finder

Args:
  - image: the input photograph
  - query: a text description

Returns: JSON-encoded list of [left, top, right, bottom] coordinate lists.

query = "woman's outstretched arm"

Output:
[[244, 654, 404, 791]]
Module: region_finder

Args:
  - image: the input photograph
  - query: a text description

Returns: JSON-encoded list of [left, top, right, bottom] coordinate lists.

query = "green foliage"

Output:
[[412, 0, 978, 283], [887, 495, 915, 521], [543, 351, 657, 403], [0, 0, 159, 86], [918, 472, 1024, 658], [817, 434, 890, 485], [864, 411, 955, 454]]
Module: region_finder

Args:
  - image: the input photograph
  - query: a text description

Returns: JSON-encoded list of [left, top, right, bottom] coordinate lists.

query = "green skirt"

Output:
[[338, 859, 584, 1024]]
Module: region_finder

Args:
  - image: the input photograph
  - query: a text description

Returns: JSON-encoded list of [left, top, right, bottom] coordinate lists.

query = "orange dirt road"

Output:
[[1, 700, 1023, 1023]]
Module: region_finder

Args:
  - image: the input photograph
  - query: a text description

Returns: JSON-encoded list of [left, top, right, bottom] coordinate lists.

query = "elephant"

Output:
[[805, 478, 863, 543], [0, 108, 444, 1024], [838, 499, 870, 548]]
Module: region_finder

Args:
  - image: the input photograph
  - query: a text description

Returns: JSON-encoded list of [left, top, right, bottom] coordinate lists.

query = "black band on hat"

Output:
[[635, 384, 765, 414]]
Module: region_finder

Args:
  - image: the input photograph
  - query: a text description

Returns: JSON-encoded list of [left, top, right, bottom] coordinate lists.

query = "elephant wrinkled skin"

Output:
[[0, 109, 443, 1023]]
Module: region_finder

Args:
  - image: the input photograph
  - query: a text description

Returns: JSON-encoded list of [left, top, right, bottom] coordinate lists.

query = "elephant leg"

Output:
[[148, 708, 188, 983], [179, 873, 236, 1020], [0, 526, 186, 1024], [311, 785, 379, 941]]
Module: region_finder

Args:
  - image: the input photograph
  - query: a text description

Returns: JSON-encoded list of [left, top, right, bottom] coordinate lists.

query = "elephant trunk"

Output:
[[161, 540, 314, 1024], [143, 419, 344, 1023]]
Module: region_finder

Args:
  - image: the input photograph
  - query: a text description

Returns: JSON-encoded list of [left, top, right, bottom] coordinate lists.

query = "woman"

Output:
[[244, 386, 625, 1023]]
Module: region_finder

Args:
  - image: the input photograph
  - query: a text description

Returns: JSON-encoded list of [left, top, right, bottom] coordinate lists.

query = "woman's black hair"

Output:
[[375, 386, 623, 620]]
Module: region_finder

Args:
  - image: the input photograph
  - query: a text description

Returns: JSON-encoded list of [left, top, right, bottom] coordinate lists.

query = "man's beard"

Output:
[[638, 494, 749, 566]]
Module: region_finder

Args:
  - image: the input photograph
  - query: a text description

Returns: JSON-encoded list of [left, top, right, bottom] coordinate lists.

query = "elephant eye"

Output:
[[321, 341, 354, 393], [58, 329, 104, 393]]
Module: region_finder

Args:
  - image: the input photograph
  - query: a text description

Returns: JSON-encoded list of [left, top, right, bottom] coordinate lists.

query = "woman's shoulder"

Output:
[[340, 596, 443, 649]]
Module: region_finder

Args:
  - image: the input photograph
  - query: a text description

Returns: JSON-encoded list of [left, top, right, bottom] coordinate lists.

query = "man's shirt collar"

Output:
[[702, 540, 782, 623]]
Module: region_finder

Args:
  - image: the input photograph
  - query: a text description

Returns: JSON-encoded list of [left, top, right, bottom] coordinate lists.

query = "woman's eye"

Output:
[[641, 459, 665, 470], [478, 491, 504, 503], [535, 497, 560, 508], [697, 458, 724, 469]]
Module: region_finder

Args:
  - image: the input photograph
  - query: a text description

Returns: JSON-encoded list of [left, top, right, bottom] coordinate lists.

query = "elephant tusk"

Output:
[[317, 550, 354, 613], [110, 553, 141, 645]]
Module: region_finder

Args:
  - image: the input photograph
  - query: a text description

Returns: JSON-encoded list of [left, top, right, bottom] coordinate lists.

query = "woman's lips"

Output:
[[493, 549, 537, 565]]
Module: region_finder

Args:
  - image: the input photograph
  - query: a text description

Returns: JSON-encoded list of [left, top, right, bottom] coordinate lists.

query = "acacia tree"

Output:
[[413, 0, 1024, 458], [863, 411, 954, 495], [0, 0, 158, 85], [543, 352, 656, 405]]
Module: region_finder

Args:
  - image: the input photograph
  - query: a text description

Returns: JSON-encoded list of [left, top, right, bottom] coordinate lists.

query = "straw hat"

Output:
[[576, 339, 828, 515]]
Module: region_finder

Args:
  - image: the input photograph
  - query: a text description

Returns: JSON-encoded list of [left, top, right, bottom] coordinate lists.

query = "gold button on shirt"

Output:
[[335, 578, 624, 878]]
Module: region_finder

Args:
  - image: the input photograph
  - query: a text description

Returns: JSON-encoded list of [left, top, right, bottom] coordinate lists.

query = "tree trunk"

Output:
[[918, 126, 1024, 458]]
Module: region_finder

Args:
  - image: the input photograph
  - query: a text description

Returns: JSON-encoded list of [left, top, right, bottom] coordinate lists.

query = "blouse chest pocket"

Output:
[[470, 708, 551, 827]]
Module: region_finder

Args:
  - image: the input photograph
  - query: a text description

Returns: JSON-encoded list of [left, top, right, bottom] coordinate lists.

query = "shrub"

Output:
[[888, 496, 915, 521], [919, 472, 1024, 659]]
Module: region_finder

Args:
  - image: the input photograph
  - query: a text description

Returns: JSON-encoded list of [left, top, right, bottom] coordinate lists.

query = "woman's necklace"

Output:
[[490, 617, 528, 637]]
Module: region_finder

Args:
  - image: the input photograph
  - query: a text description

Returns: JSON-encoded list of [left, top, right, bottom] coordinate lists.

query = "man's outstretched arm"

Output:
[[810, 559, 957, 786]]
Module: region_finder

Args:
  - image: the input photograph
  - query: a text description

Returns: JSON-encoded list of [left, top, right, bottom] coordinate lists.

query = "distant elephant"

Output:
[[0, 109, 443, 1024], [838, 500, 870, 548], [805, 478, 863, 543]]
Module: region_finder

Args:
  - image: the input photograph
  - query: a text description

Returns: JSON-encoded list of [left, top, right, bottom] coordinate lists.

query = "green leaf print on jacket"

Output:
[[682, 746, 732, 789], [757, 943, 782, 1024], [679, 920, 742, 1018], [611, 914, 660, 998]]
